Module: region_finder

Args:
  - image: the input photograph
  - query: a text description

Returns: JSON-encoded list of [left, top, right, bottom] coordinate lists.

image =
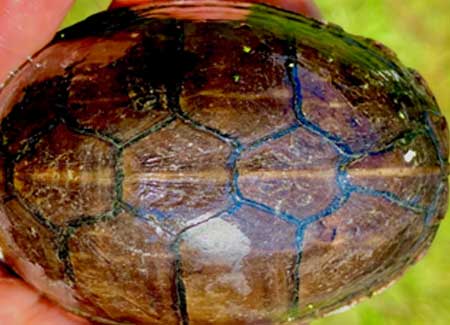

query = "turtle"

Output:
[[0, 1, 448, 324]]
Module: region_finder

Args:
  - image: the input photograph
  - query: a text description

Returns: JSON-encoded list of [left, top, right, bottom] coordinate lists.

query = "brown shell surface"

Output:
[[0, 3, 448, 325]]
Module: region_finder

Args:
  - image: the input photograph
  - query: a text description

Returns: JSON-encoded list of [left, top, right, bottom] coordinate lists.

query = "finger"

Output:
[[109, 0, 321, 18], [0, 264, 10, 277], [264, 0, 321, 18], [0, 0, 75, 84], [0, 270, 89, 325]]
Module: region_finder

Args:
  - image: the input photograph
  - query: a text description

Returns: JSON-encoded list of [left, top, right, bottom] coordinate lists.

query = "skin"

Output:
[[0, 0, 320, 324]]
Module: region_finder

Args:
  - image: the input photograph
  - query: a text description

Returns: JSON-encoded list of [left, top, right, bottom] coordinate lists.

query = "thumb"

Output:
[[0, 263, 89, 325], [109, 0, 321, 18], [0, 0, 75, 84]]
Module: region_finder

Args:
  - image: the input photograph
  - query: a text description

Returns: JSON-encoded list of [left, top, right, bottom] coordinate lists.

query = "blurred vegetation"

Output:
[[61, 0, 111, 28], [64, 1, 450, 324]]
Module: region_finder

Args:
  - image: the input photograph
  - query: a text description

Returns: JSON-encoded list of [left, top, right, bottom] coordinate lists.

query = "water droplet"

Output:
[[404, 149, 416, 163]]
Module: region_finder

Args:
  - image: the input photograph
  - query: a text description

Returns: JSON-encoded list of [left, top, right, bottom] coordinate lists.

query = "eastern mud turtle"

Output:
[[0, 1, 448, 324]]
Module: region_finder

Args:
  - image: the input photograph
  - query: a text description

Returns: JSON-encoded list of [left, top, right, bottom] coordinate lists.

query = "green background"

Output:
[[64, 1, 450, 324]]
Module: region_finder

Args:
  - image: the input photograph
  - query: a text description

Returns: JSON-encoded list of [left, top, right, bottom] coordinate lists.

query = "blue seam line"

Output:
[[424, 181, 445, 225], [246, 123, 301, 151], [173, 204, 243, 249], [349, 185, 426, 214], [424, 111, 446, 169], [423, 111, 448, 224], [168, 203, 242, 325], [172, 105, 239, 147], [284, 52, 444, 312], [121, 115, 177, 149], [288, 59, 431, 216], [288, 60, 354, 156], [152, 46, 442, 313]]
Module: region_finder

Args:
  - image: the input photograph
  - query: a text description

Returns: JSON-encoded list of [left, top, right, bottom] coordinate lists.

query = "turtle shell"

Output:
[[0, 1, 448, 324]]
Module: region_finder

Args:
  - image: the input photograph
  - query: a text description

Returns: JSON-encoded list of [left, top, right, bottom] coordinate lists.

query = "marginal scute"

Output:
[[298, 194, 426, 313], [13, 123, 115, 225], [436, 183, 449, 223], [69, 211, 179, 324], [179, 205, 298, 324], [427, 112, 449, 161], [0, 155, 7, 200], [181, 22, 296, 144], [123, 120, 231, 233]]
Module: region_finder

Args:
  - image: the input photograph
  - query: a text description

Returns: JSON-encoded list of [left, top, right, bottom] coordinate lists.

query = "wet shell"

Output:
[[0, 1, 448, 324]]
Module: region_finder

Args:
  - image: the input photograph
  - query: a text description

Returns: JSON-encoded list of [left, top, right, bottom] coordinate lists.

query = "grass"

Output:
[[64, 1, 450, 324]]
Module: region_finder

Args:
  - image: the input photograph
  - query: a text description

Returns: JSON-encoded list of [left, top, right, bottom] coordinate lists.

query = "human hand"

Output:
[[0, 0, 320, 324]]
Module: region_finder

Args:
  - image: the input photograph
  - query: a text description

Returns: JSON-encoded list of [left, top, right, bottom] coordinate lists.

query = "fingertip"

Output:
[[0, 276, 89, 325], [109, 0, 321, 18], [0, 277, 41, 322], [0, 0, 76, 83], [281, 0, 322, 19], [23, 297, 90, 325]]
